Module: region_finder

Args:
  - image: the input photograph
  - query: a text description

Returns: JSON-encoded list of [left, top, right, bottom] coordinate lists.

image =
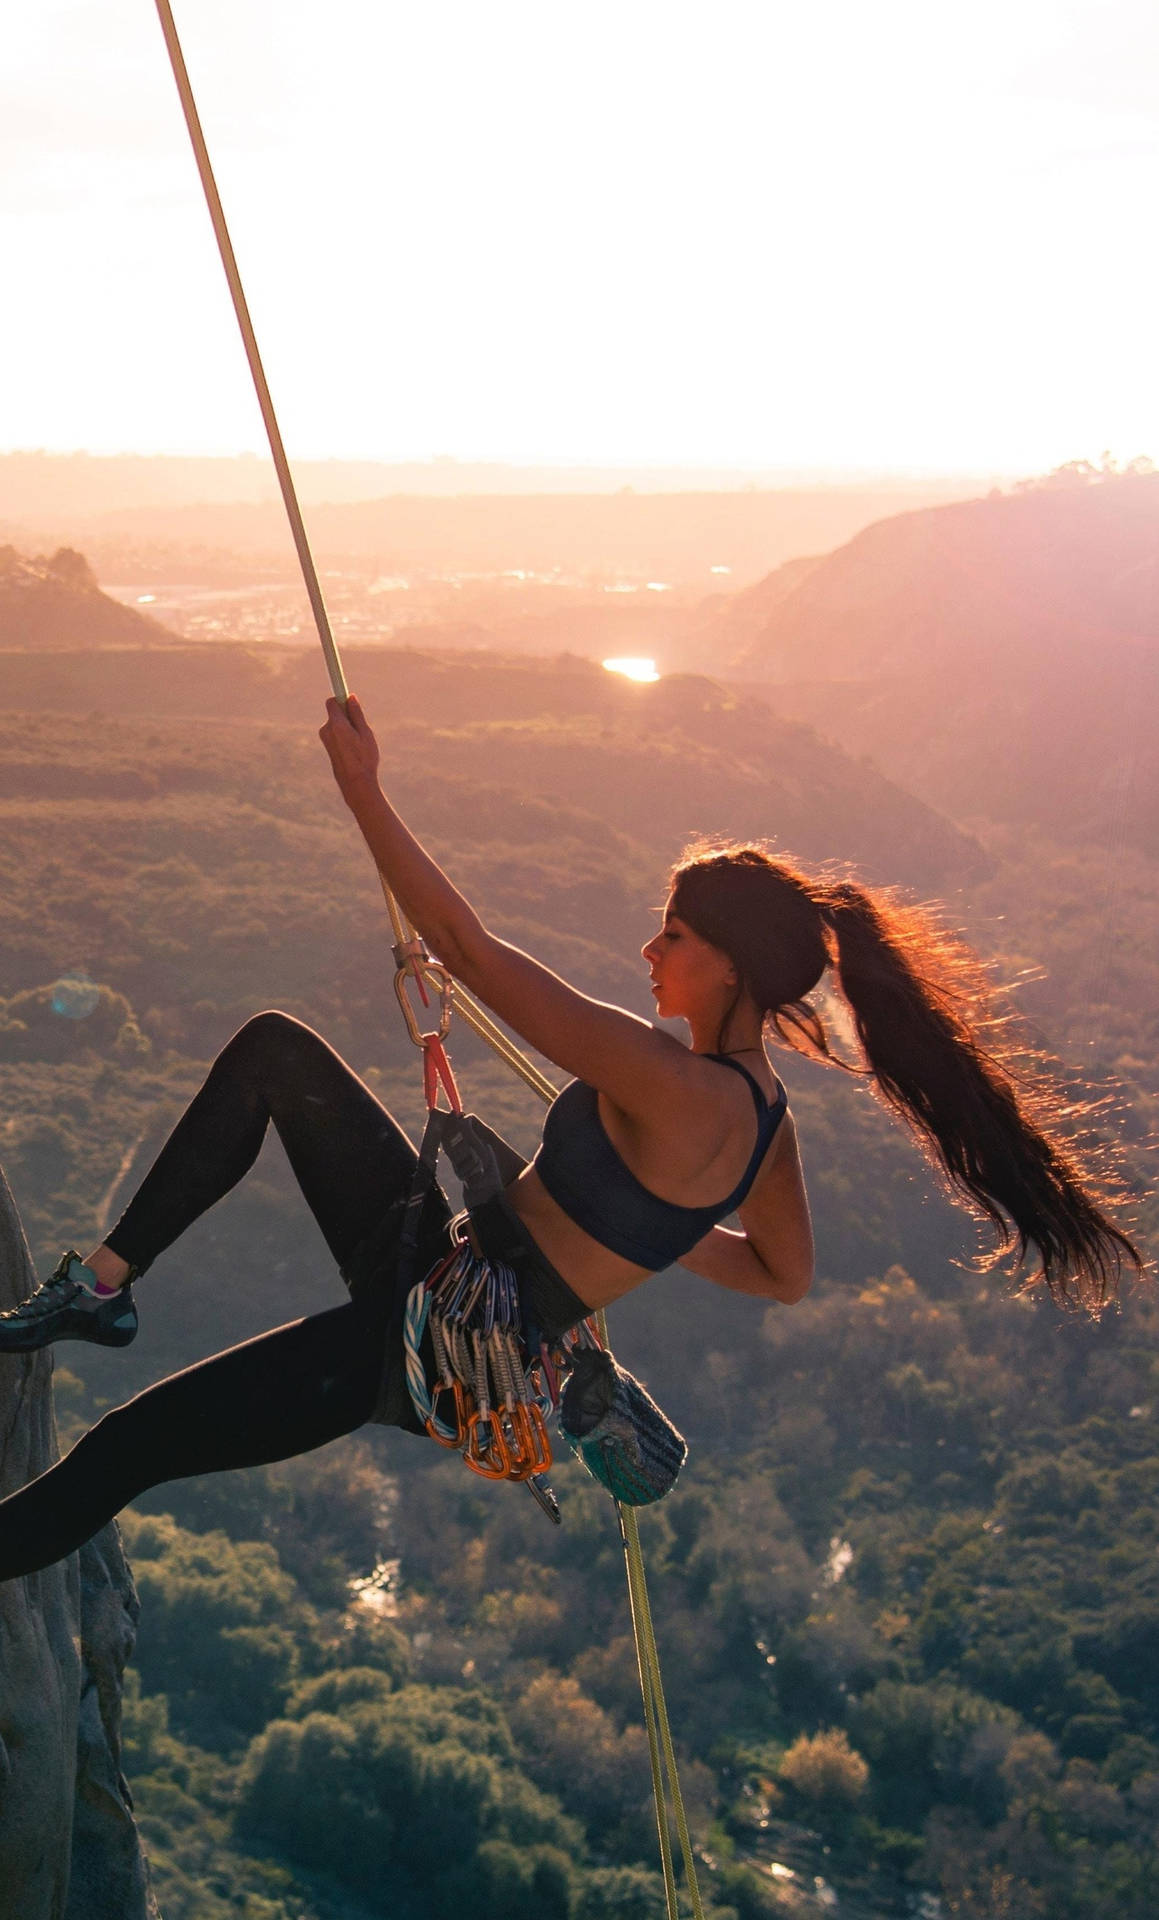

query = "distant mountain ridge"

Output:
[[0, 547, 170, 650], [0, 450, 999, 515], [4, 484, 993, 593], [727, 469, 1159, 682], [712, 471, 1159, 848]]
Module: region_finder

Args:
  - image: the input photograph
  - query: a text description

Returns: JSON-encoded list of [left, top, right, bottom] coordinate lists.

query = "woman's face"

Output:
[[641, 892, 737, 1023]]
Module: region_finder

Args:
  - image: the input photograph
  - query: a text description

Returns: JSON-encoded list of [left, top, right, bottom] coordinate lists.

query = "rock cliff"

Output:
[[0, 1164, 157, 1919]]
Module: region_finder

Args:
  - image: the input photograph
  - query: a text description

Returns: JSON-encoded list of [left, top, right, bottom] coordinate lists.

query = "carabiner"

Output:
[[523, 1401, 553, 1472], [465, 1408, 509, 1480], [504, 1402, 552, 1478], [393, 953, 455, 1049], [426, 1378, 470, 1447]]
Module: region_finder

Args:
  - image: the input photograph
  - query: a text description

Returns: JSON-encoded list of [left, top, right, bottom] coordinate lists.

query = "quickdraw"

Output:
[[393, 929, 577, 1517], [403, 1231, 601, 1491]]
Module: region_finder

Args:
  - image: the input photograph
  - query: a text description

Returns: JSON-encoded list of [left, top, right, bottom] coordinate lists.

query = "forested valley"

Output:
[[1, 492, 1156, 1919]]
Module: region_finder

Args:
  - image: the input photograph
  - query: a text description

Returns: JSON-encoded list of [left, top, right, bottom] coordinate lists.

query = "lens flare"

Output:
[[51, 974, 101, 1020]]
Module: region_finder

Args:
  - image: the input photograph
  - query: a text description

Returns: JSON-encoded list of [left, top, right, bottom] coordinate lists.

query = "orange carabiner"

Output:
[[523, 1402, 553, 1473], [502, 1404, 552, 1479], [465, 1408, 509, 1480], [504, 1407, 535, 1479]]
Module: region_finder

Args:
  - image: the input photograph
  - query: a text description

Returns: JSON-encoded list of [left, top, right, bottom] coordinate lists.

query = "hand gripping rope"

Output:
[[150, 7, 703, 1912]]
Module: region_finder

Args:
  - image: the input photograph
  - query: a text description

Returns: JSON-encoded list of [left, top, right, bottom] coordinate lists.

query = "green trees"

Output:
[[236, 1688, 575, 1919], [126, 1516, 300, 1748]]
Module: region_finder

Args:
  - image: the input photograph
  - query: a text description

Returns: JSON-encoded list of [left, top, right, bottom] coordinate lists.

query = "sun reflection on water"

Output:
[[602, 656, 659, 682]]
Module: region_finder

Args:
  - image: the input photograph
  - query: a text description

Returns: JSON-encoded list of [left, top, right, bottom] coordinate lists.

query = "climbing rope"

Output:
[[150, 6, 703, 1911]]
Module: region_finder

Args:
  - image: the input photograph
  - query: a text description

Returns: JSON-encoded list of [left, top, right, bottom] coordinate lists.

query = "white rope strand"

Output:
[[151, 0, 348, 705]]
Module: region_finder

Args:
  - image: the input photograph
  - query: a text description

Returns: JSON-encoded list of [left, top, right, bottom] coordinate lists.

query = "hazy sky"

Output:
[[5, 0, 1158, 472]]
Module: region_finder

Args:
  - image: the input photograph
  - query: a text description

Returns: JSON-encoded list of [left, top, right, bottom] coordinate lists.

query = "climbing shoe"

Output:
[[0, 1251, 139, 1352]]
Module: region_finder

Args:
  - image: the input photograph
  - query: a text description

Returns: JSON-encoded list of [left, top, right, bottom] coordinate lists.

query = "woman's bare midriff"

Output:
[[502, 1164, 653, 1312]]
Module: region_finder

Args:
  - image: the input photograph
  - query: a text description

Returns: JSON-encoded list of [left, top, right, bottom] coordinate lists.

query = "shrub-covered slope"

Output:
[[0, 546, 171, 648], [712, 470, 1159, 850]]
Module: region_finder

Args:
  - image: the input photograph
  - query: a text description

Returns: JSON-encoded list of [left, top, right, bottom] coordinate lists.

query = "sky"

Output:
[[4, 0, 1159, 474]]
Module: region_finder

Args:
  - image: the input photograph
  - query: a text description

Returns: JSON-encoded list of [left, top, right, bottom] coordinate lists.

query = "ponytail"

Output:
[[671, 845, 1145, 1311], [817, 878, 1140, 1309]]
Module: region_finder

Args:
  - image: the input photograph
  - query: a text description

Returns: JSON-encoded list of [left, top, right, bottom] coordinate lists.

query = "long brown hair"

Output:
[[669, 843, 1144, 1311]]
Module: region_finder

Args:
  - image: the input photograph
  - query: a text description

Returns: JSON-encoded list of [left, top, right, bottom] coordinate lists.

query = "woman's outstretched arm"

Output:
[[318, 697, 704, 1112], [320, 694, 488, 967]]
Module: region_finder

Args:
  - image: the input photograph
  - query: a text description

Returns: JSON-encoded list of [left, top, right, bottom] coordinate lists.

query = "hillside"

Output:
[[0, 545, 171, 649], [707, 471, 1159, 848], [0, 642, 985, 895], [727, 468, 1159, 682]]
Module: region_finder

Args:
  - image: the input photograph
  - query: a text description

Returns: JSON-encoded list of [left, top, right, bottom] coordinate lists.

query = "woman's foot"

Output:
[[0, 1251, 139, 1351]]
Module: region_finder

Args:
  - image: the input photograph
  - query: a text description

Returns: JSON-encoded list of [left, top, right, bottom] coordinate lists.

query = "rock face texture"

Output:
[[0, 1164, 157, 1919]]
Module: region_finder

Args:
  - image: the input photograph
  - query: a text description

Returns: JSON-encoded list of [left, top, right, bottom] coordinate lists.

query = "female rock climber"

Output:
[[0, 696, 1142, 1579]]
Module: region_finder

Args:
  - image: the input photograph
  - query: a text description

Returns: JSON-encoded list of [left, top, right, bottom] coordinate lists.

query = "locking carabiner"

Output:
[[393, 942, 454, 1049]]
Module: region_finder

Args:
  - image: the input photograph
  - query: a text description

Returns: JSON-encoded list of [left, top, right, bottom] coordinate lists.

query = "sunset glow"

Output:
[[4, 2, 1159, 471]]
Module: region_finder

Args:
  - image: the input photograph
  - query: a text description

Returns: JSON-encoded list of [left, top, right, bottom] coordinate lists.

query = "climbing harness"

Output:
[[149, 7, 704, 1911], [393, 1018, 685, 1517]]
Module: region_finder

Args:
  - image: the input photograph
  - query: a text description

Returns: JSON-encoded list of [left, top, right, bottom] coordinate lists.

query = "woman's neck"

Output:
[[687, 1008, 765, 1056]]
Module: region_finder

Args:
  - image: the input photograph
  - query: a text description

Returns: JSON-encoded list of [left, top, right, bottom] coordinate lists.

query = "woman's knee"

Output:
[[230, 1009, 311, 1054], [221, 1010, 327, 1083]]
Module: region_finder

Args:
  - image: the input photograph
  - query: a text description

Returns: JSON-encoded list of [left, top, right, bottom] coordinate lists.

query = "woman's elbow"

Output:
[[427, 913, 490, 983], [767, 1260, 813, 1306]]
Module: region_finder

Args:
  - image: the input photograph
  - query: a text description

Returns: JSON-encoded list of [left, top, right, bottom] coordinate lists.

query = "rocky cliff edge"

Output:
[[0, 1163, 157, 1920]]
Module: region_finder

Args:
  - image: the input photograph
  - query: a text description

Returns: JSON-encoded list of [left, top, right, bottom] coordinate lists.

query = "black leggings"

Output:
[[0, 1013, 448, 1583]]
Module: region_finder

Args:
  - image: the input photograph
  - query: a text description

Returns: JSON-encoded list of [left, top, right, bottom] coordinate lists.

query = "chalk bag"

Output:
[[559, 1347, 687, 1506]]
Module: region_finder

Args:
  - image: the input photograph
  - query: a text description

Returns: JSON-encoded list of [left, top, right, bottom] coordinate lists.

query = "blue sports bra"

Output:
[[531, 1054, 788, 1271]]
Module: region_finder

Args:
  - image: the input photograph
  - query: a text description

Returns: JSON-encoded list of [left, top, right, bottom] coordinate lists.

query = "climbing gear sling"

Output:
[[150, 8, 704, 1910]]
